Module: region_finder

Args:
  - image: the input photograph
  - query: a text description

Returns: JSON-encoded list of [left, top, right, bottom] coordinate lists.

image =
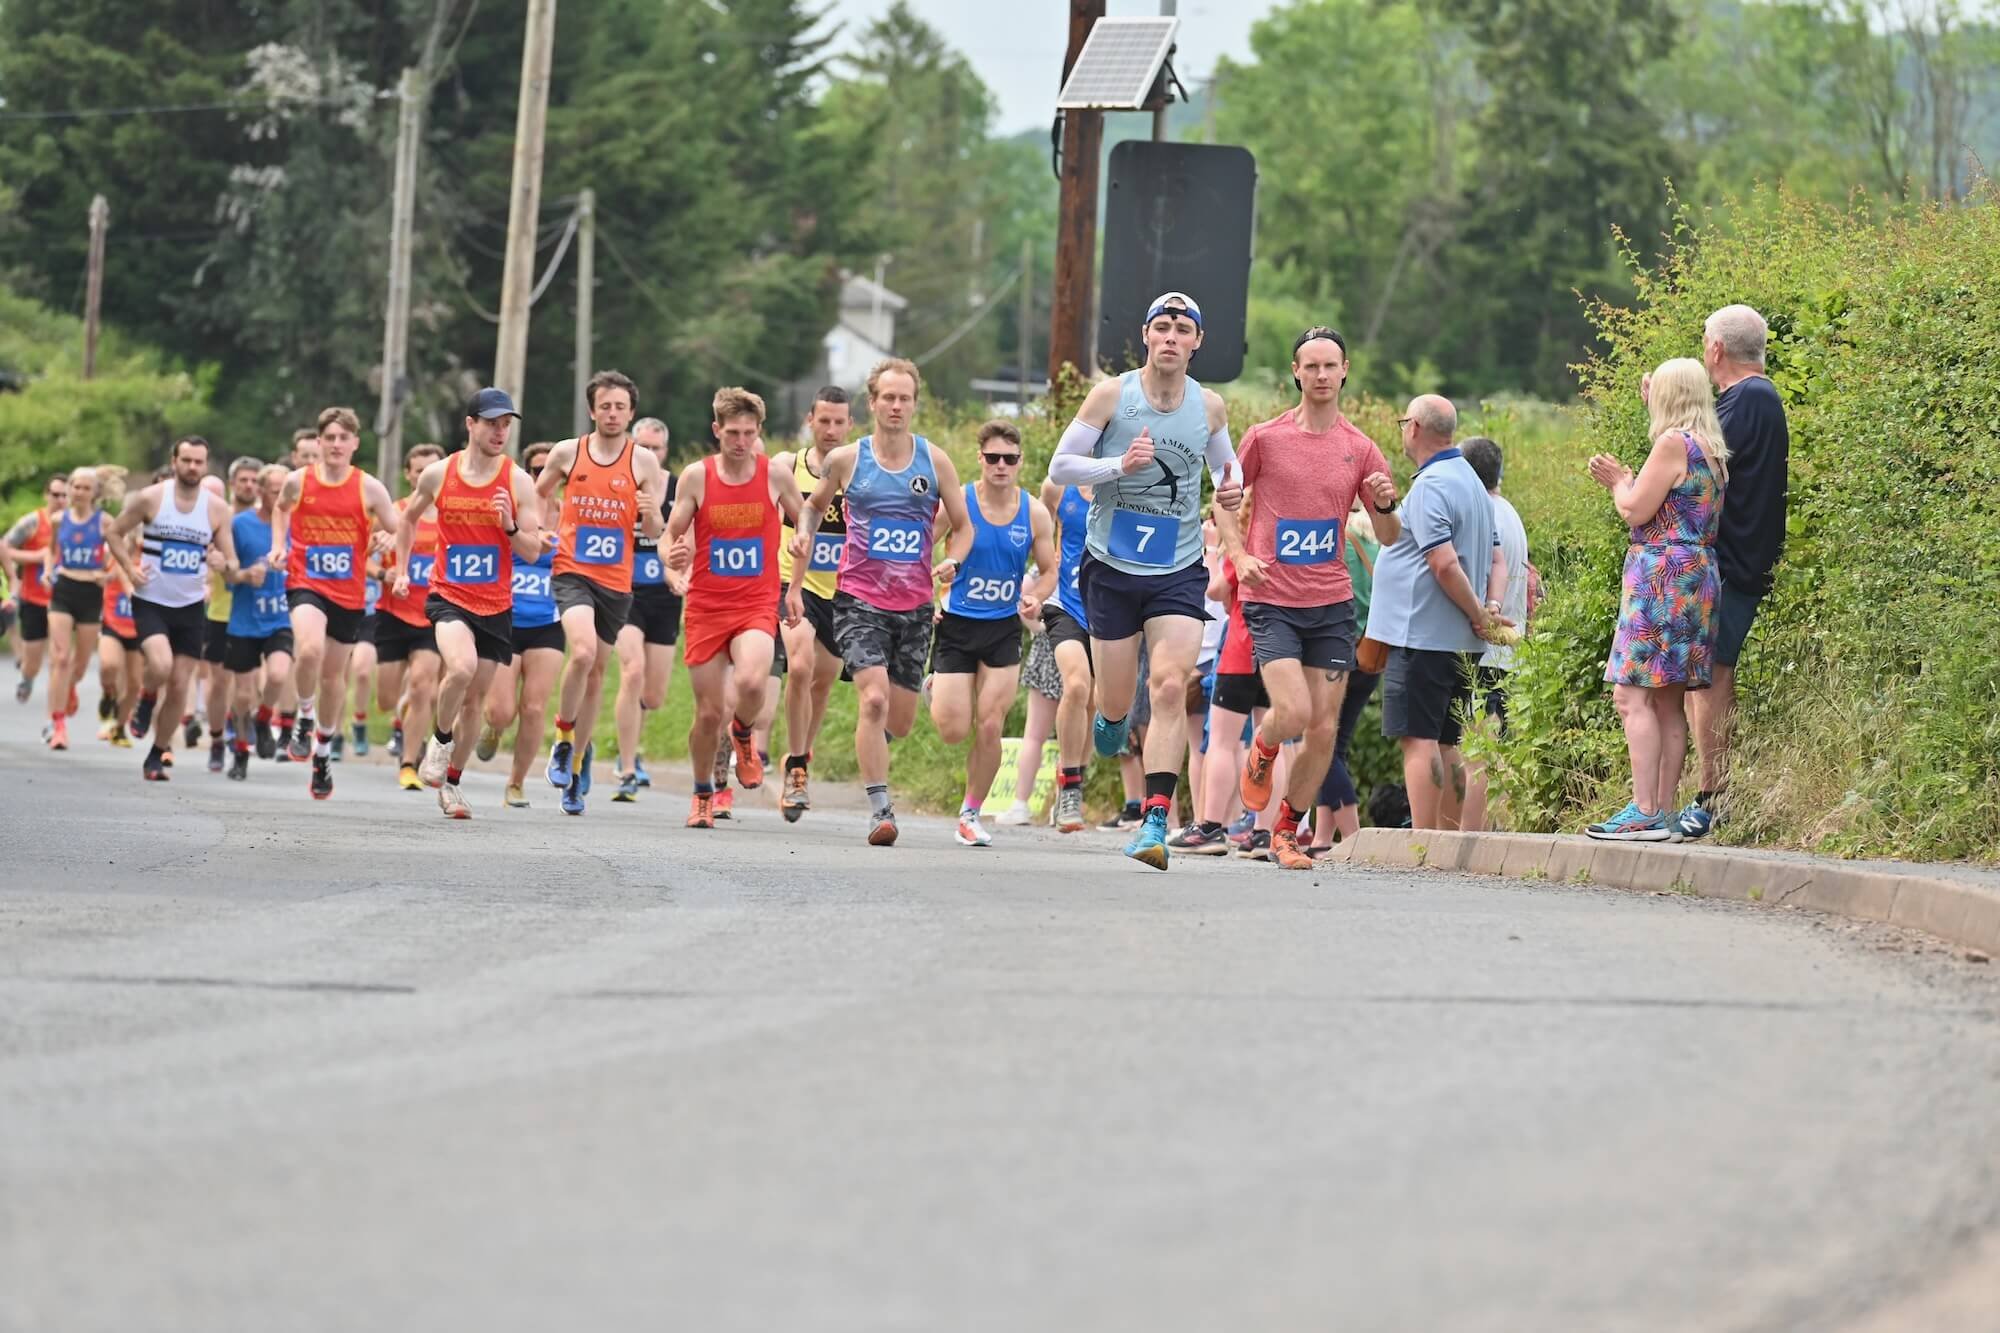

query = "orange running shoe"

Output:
[[713, 785, 735, 820], [1240, 738, 1277, 813], [47, 716, 69, 750], [730, 724, 763, 789], [1270, 829, 1314, 870], [686, 791, 715, 829]]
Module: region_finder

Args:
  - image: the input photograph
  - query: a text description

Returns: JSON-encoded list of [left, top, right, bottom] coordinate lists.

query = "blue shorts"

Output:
[[1713, 581, 1762, 668], [1079, 553, 1209, 642]]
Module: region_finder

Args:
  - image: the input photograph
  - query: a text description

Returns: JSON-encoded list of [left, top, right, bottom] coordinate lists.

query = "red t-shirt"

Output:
[[1235, 411, 1389, 608], [1217, 558, 1254, 676]]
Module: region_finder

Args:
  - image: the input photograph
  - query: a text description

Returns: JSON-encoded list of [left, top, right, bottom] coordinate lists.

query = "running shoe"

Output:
[[438, 782, 471, 820], [254, 718, 275, 760], [98, 693, 116, 722], [417, 736, 451, 789], [387, 723, 404, 760], [1167, 821, 1231, 855], [686, 791, 715, 829], [475, 725, 500, 762], [1674, 800, 1716, 840], [289, 715, 312, 761], [47, 716, 68, 750], [397, 763, 422, 791], [612, 772, 639, 803], [182, 714, 201, 748], [351, 723, 370, 757], [1092, 711, 1130, 758], [310, 755, 333, 800], [329, 732, 344, 762], [1099, 802, 1142, 831], [633, 756, 652, 789], [1585, 801, 1675, 842], [160, 749, 174, 767], [546, 738, 573, 789], [994, 799, 1033, 827], [130, 694, 156, 739], [1236, 829, 1273, 861], [561, 772, 585, 816], [108, 723, 132, 749], [504, 783, 530, 809], [730, 725, 763, 789], [955, 810, 993, 847], [1240, 741, 1277, 813], [1270, 829, 1314, 870], [207, 740, 226, 773], [227, 748, 249, 781], [713, 785, 735, 819], [868, 808, 899, 846], [14, 677, 29, 704], [781, 764, 809, 822], [577, 742, 595, 796], [1227, 810, 1257, 839], [142, 749, 168, 781], [1124, 808, 1171, 870], [1055, 786, 1086, 833]]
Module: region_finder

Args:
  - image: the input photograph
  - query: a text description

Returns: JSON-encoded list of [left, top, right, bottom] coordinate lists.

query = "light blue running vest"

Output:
[[1085, 369, 1209, 576]]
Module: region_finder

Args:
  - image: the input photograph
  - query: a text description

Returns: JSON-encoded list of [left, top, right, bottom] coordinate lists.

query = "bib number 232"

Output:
[[867, 520, 924, 563], [1106, 510, 1176, 568]]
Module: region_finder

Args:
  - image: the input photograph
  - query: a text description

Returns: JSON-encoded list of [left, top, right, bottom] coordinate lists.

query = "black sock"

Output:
[[786, 752, 809, 772], [434, 727, 453, 746], [1060, 766, 1084, 788], [1144, 771, 1177, 802], [1120, 799, 1141, 816], [1695, 789, 1716, 806]]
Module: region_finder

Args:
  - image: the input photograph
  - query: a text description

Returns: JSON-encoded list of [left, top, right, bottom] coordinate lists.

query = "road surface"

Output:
[[2, 686, 1997, 1332]]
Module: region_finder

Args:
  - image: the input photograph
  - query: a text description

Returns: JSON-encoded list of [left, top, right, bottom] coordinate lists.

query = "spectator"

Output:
[[1459, 436, 1532, 831], [1678, 304, 1788, 839], [1585, 358, 1729, 841], [1364, 395, 1506, 830]]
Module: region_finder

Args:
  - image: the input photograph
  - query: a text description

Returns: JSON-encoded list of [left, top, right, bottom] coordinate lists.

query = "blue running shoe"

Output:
[[1674, 801, 1714, 840], [1124, 807, 1171, 870], [633, 756, 651, 789], [561, 772, 586, 816], [546, 738, 573, 789], [577, 742, 594, 796], [1585, 801, 1674, 842], [1092, 711, 1130, 759]]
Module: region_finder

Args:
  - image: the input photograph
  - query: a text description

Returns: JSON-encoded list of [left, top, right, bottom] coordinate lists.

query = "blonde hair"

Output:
[[711, 386, 767, 425], [866, 358, 921, 400], [68, 465, 98, 492], [258, 463, 290, 487], [1647, 358, 1729, 481], [94, 464, 130, 508]]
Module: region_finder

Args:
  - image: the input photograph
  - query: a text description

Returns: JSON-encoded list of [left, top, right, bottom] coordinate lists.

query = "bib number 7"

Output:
[[1106, 510, 1176, 568]]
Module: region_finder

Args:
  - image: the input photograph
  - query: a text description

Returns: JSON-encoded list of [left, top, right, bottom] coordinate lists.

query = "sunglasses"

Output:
[[527, 465, 546, 478], [981, 452, 1021, 465]]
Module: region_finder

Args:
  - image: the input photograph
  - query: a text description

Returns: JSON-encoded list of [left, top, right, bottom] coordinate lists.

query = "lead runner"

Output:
[[1046, 291, 1243, 869]]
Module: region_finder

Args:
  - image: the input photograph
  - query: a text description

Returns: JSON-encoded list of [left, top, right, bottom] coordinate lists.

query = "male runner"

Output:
[[770, 385, 853, 821], [928, 420, 1057, 846], [221, 463, 296, 781], [1036, 476, 1096, 832], [373, 443, 446, 791], [610, 416, 684, 801], [790, 358, 974, 845], [1046, 292, 1243, 869], [1213, 327, 1399, 869], [535, 370, 669, 816], [197, 459, 260, 769], [269, 407, 400, 799], [97, 552, 143, 746], [664, 387, 808, 828], [2, 473, 67, 703], [480, 441, 564, 808], [106, 437, 242, 781], [396, 388, 543, 818]]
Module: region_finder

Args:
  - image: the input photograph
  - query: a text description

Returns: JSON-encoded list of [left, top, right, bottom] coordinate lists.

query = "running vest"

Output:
[[1086, 369, 1210, 576], [552, 435, 638, 591], [54, 509, 106, 577], [689, 454, 781, 607], [778, 449, 847, 601], [511, 541, 558, 630], [432, 453, 516, 618], [16, 510, 52, 607], [228, 510, 290, 638], [1053, 484, 1091, 630], [379, 496, 437, 627], [944, 485, 1032, 621], [631, 469, 679, 594], [140, 486, 219, 609], [287, 465, 370, 611], [103, 575, 137, 639], [207, 567, 232, 623], [838, 435, 940, 613]]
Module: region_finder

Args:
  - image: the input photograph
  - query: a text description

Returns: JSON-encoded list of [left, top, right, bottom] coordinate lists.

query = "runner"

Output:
[[480, 442, 564, 809], [609, 416, 684, 801], [346, 563, 379, 756], [221, 464, 296, 781], [1211, 327, 1399, 869], [1046, 291, 1243, 869], [105, 437, 242, 781], [789, 358, 974, 845], [97, 549, 143, 746], [927, 421, 1057, 846], [395, 388, 543, 819], [197, 459, 260, 770], [1, 473, 67, 704], [770, 385, 853, 821], [662, 388, 808, 828], [43, 468, 138, 750], [269, 407, 401, 799], [372, 443, 446, 791], [535, 370, 670, 817], [1035, 476, 1096, 832]]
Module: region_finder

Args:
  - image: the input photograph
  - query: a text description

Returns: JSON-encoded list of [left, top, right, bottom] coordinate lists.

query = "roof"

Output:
[[839, 271, 908, 312]]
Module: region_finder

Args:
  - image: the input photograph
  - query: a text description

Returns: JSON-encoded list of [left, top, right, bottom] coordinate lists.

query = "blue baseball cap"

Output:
[[467, 387, 519, 420], [1146, 291, 1203, 329]]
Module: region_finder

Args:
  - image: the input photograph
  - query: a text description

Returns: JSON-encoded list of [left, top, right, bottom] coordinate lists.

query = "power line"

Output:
[[0, 95, 368, 123], [594, 226, 789, 384], [909, 265, 1022, 365], [457, 198, 582, 323]]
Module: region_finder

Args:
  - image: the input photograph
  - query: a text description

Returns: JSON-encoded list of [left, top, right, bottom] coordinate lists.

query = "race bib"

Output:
[[160, 542, 206, 574], [809, 533, 845, 571], [445, 545, 500, 584], [708, 538, 764, 577], [574, 526, 625, 565], [255, 590, 288, 618], [633, 550, 666, 586], [113, 593, 132, 621], [511, 567, 551, 601], [407, 553, 436, 588], [1106, 510, 1175, 568], [363, 578, 381, 615], [1275, 518, 1342, 565], [60, 542, 99, 568], [866, 519, 924, 564], [304, 545, 352, 580], [958, 575, 1018, 611]]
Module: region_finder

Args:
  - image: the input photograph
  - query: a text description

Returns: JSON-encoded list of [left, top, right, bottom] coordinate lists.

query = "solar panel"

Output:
[[1056, 17, 1179, 111]]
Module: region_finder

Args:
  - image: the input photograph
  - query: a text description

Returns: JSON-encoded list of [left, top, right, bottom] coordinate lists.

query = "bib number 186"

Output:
[[305, 545, 352, 579]]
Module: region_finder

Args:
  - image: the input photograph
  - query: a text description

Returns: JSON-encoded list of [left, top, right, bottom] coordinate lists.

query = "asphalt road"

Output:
[[3, 684, 1998, 1332]]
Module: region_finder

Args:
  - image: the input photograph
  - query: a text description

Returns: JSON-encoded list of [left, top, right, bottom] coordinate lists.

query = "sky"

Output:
[[819, 0, 1283, 136]]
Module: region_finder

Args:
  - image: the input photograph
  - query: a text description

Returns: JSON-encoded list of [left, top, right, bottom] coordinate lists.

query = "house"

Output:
[[816, 271, 907, 396]]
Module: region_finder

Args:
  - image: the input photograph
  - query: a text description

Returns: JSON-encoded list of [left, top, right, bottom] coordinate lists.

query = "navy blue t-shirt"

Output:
[[1715, 375, 1789, 596]]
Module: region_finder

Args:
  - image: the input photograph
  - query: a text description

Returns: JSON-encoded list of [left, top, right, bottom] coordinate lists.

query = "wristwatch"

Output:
[[1372, 500, 1394, 514]]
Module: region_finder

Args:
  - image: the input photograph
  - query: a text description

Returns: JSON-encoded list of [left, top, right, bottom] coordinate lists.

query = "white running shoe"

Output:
[[955, 810, 993, 847], [438, 782, 470, 819], [994, 799, 1033, 826], [417, 735, 451, 789]]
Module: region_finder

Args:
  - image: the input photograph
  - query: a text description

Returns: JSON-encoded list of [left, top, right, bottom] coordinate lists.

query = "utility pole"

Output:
[[377, 67, 421, 483], [82, 195, 109, 380], [1049, 0, 1105, 390], [1153, 0, 1177, 143], [494, 0, 558, 410], [1017, 237, 1033, 409], [572, 188, 595, 436]]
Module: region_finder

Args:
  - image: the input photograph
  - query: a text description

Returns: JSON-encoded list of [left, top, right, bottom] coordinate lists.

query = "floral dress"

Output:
[[1605, 431, 1725, 688]]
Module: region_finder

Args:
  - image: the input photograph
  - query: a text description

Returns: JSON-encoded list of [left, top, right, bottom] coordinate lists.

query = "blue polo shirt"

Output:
[[1363, 449, 1497, 653]]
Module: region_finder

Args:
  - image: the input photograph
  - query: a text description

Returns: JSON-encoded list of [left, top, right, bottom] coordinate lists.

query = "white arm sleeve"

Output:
[[1046, 420, 1124, 488], [1205, 425, 1237, 488]]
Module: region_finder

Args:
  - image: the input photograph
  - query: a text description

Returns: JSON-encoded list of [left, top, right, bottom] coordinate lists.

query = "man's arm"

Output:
[[106, 486, 155, 541], [1022, 498, 1058, 611], [1201, 389, 1241, 512], [932, 448, 974, 568], [662, 462, 703, 551], [506, 464, 544, 561], [535, 439, 576, 502], [635, 451, 667, 540], [267, 472, 303, 565], [791, 444, 856, 550], [392, 464, 443, 595], [1425, 544, 1494, 640], [1046, 379, 1131, 488], [206, 495, 240, 573], [770, 463, 807, 530]]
